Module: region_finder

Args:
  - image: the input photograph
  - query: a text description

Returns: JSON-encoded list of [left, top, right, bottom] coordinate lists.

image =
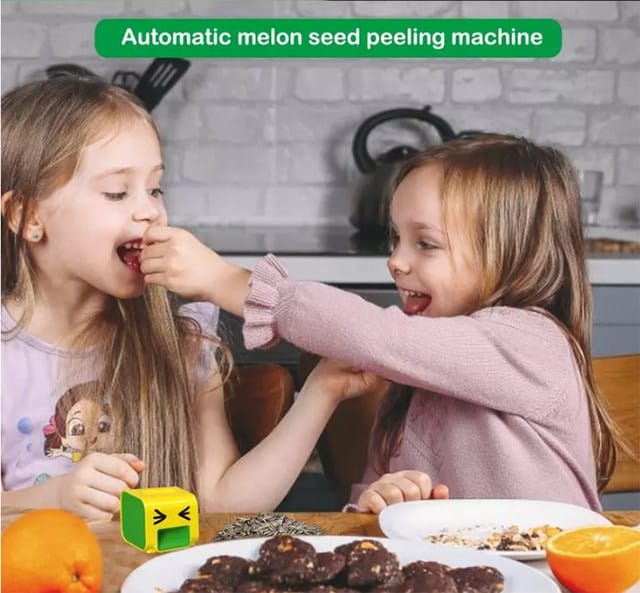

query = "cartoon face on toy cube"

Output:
[[120, 487, 199, 553]]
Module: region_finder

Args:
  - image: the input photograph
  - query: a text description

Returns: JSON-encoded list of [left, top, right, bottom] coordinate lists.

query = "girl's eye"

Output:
[[418, 240, 437, 250], [103, 192, 126, 201], [97, 417, 111, 433], [68, 419, 85, 436], [149, 187, 164, 199]]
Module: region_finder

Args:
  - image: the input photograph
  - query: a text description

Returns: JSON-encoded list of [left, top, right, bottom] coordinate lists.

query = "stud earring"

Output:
[[30, 231, 41, 241]]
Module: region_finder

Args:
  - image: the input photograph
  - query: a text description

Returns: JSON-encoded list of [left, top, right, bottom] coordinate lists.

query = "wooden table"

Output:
[[2, 508, 639, 592]]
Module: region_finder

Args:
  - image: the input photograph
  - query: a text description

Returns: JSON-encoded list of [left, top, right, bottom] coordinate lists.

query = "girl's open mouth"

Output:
[[401, 289, 432, 315], [117, 240, 142, 273]]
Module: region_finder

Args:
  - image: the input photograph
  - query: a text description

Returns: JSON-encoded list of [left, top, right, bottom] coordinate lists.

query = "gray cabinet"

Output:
[[592, 286, 640, 357]]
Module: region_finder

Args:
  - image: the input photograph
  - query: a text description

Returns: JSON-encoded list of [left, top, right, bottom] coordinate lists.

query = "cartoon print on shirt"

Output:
[[43, 382, 112, 462]]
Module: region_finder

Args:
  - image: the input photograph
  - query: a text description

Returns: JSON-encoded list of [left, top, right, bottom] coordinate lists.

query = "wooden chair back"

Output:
[[595, 354, 640, 493], [225, 364, 295, 454]]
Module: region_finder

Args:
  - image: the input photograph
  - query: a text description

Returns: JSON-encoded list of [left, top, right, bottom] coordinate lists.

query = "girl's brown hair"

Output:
[[2, 77, 232, 498], [371, 133, 620, 493]]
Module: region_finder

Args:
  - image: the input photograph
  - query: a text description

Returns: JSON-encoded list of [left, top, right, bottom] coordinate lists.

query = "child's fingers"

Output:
[[85, 467, 137, 496], [78, 486, 122, 515], [368, 481, 406, 506], [396, 470, 433, 499], [142, 225, 174, 245], [139, 256, 165, 276], [88, 453, 141, 488], [140, 240, 171, 261], [358, 490, 388, 514], [385, 476, 426, 502], [432, 483, 450, 499], [113, 453, 145, 473]]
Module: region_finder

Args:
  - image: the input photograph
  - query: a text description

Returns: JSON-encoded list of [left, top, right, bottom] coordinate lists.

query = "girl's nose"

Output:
[[387, 250, 411, 278], [132, 193, 162, 223]]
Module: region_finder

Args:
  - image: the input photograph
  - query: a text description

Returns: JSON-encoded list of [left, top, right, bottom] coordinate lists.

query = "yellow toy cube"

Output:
[[120, 487, 199, 553]]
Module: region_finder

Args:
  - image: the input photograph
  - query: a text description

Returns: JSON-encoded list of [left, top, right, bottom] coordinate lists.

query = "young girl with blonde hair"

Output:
[[142, 134, 622, 513], [1, 76, 375, 519]]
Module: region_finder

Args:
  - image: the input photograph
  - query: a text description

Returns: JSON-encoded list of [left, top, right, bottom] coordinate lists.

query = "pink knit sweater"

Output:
[[243, 255, 601, 510]]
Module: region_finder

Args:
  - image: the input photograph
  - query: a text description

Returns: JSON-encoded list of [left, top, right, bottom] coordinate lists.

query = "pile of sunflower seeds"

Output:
[[213, 513, 324, 541]]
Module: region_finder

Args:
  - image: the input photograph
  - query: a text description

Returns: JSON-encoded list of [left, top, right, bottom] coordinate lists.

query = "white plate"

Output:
[[121, 534, 559, 593], [379, 499, 612, 561]]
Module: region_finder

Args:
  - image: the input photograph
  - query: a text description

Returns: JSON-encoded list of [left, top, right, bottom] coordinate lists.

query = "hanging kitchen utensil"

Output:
[[133, 58, 191, 112], [350, 105, 457, 239]]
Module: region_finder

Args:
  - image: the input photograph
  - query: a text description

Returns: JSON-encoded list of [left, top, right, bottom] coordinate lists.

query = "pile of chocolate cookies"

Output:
[[175, 535, 505, 593]]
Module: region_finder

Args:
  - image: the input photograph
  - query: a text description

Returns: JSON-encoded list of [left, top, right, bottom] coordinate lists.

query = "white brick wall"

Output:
[[452, 69, 502, 102], [1, 0, 638, 225]]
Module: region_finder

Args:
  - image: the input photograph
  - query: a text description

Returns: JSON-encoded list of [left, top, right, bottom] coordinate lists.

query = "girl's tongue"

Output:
[[403, 294, 432, 315], [117, 243, 142, 273], [121, 250, 141, 273]]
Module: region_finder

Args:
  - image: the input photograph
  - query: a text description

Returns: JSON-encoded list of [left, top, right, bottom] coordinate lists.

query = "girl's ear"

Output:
[[1, 190, 44, 243]]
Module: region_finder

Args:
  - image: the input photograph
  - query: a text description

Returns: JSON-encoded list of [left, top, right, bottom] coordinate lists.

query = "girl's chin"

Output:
[[108, 279, 146, 300]]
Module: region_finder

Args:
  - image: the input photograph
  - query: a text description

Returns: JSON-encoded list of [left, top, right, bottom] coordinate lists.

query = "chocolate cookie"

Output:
[[257, 535, 316, 586], [309, 551, 347, 584], [198, 555, 252, 589], [406, 571, 458, 593], [371, 570, 458, 593], [403, 560, 451, 578], [344, 540, 402, 588], [334, 539, 387, 557], [449, 566, 505, 593], [368, 580, 410, 593], [178, 575, 231, 593]]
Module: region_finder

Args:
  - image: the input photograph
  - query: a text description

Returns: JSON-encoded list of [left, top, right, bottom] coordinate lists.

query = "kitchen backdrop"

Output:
[[2, 0, 638, 389]]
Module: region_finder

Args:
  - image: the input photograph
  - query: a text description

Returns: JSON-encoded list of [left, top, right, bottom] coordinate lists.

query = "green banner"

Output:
[[95, 18, 562, 59]]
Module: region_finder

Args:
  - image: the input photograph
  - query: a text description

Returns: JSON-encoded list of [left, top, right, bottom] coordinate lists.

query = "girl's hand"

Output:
[[303, 358, 389, 405], [55, 452, 144, 521], [357, 470, 449, 514], [141, 226, 223, 302]]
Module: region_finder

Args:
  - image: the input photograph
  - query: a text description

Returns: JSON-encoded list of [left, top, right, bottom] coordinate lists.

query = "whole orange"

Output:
[[1, 508, 103, 593], [546, 525, 640, 593]]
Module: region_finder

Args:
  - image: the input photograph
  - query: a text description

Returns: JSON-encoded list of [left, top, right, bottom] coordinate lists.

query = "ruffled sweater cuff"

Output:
[[242, 254, 289, 350]]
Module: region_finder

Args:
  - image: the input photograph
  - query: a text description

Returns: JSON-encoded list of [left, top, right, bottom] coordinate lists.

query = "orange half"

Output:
[[546, 525, 640, 593]]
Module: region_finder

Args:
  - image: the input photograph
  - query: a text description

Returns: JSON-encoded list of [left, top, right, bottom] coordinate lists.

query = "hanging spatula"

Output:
[[133, 58, 191, 112]]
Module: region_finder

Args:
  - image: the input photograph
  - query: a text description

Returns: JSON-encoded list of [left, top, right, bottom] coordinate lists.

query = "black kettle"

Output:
[[350, 105, 457, 238]]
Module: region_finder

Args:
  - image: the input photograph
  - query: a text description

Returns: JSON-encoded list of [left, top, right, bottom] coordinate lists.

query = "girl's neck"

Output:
[[5, 281, 110, 347]]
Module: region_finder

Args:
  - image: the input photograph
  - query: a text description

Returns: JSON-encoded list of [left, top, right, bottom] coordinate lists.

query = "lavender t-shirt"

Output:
[[1, 302, 218, 491]]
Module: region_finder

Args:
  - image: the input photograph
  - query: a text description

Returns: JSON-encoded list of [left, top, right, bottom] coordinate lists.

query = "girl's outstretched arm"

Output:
[[195, 359, 381, 512], [142, 231, 570, 421], [243, 256, 576, 422], [141, 226, 250, 317]]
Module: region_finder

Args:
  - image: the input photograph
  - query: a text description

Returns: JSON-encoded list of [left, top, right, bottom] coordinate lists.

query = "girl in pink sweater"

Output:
[[141, 134, 620, 513]]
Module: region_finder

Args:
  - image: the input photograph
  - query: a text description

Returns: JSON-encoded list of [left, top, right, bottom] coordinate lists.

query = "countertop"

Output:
[[185, 225, 640, 286]]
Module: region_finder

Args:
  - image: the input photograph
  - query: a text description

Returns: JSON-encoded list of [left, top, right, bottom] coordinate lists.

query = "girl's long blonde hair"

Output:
[[2, 77, 232, 498], [371, 133, 619, 493]]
